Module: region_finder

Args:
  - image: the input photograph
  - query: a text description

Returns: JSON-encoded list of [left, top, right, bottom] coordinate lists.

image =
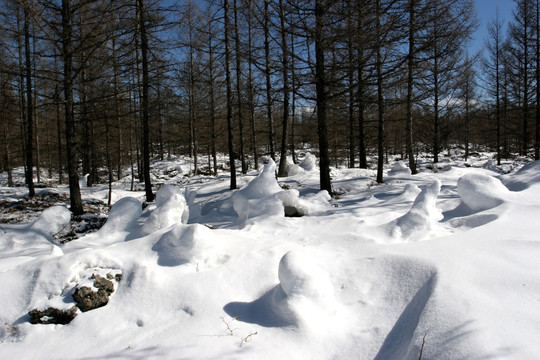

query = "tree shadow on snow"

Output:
[[374, 273, 438, 360]]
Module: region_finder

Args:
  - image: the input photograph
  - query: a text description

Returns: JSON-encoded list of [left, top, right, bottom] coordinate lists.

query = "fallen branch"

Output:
[[220, 315, 239, 336], [418, 334, 427, 360]]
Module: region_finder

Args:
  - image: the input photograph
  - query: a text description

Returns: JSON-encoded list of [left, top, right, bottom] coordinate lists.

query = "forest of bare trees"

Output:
[[0, 0, 539, 213]]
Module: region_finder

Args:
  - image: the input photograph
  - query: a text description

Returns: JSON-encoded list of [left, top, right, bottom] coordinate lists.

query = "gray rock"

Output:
[[284, 205, 304, 217], [73, 274, 115, 312], [29, 306, 78, 325]]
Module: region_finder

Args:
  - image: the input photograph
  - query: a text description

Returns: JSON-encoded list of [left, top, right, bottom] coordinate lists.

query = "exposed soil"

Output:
[[0, 193, 109, 243]]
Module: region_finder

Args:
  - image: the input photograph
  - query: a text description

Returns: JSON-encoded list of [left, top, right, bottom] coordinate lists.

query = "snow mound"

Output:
[[272, 250, 337, 327], [397, 183, 422, 201], [300, 190, 332, 216], [232, 160, 284, 222], [232, 160, 330, 222], [482, 159, 498, 171], [152, 224, 222, 268], [143, 185, 189, 233], [285, 162, 304, 176], [276, 189, 309, 216], [457, 173, 509, 211], [502, 160, 540, 191], [30, 206, 72, 238], [152, 158, 185, 179], [101, 197, 141, 232], [239, 159, 282, 198], [388, 161, 411, 177], [285, 153, 318, 175], [299, 153, 317, 171], [390, 181, 442, 240]]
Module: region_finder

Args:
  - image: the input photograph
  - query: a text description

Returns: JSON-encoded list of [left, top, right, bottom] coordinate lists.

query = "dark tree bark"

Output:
[[207, 17, 218, 176], [62, 0, 84, 215], [406, 0, 418, 174], [23, 6, 35, 197], [277, 0, 290, 177], [112, 35, 123, 180], [138, 0, 154, 202], [233, 0, 247, 174], [55, 82, 63, 184], [376, 0, 384, 184], [263, 0, 276, 161], [356, 5, 368, 169], [225, 0, 237, 189], [536, 0, 540, 160], [315, 0, 332, 194], [246, 0, 258, 170], [290, 30, 297, 165], [347, 15, 355, 169], [488, 13, 503, 165]]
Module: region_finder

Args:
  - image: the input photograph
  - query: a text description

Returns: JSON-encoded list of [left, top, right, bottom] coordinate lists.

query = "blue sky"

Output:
[[471, 0, 516, 54]]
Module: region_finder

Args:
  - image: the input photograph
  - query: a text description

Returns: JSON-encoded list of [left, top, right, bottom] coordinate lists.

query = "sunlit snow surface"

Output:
[[1, 154, 540, 360]]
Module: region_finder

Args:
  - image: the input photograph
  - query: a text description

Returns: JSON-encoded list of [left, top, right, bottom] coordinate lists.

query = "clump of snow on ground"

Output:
[[142, 184, 189, 233], [30, 206, 72, 239], [101, 197, 141, 233], [1, 154, 540, 360], [389, 180, 442, 241], [299, 153, 317, 171], [152, 223, 224, 269], [232, 159, 284, 223], [388, 161, 412, 177], [232, 159, 327, 223], [502, 160, 540, 191], [457, 173, 509, 211], [272, 250, 337, 328]]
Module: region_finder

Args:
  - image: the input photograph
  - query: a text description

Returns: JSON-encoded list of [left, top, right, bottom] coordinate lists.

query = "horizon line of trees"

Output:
[[0, 0, 539, 215]]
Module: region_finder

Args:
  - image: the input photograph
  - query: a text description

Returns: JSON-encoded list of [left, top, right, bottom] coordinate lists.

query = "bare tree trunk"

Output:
[[290, 31, 297, 165], [2, 119, 13, 186], [112, 35, 123, 180], [105, 109, 113, 206], [523, 7, 530, 157], [277, 0, 290, 177], [536, 0, 540, 160], [433, 43, 440, 164], [55, 83, 63, 184], [188, 30, 198, 175], [347, 6, 355, 169], [129, 84, 136, 191], [356, 7, 367, 169], [16, 7, 28, 185], [264, 0, 275, 161], [32, 27, 40, 185], [225, 0, 237, 189], [315, 0, 332, 194], [137, 0, 154, 202], [233, 0, 247, 174], [23, 6, 35, 197], [406, 0, 417, 174], [247, 0, 258, 169], [376, 0, 384, 184], [62, 0, 84, 215], [208, 24, 218, 176]]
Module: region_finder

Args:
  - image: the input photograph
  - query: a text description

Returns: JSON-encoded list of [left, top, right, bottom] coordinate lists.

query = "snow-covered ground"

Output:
[[1, 152, 539, 359]]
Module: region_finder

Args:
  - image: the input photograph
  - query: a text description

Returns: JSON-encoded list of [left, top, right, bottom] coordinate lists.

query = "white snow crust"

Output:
[[457, 172, 509, 211], [1, 156, 540, 360]]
